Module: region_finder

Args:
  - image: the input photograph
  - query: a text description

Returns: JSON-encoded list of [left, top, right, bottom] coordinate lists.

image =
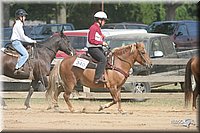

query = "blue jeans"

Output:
[[12, 40, 29, 69]]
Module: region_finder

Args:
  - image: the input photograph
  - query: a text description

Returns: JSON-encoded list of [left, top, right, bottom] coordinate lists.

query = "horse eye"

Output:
[[141, 50, 145, 54]]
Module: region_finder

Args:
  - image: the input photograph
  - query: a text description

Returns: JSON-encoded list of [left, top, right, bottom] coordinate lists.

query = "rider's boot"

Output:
[[94, 76, 107, 84], [14, 67, 25, 75]]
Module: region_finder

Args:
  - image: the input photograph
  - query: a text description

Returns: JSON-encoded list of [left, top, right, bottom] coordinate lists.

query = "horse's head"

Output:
[[134, 42, 152, 69], [57, 32, 76, 56]]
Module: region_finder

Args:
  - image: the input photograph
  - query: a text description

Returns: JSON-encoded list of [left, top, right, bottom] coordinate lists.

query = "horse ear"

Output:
[[60, 26, 64, 37], [60, 30, 64, 37]]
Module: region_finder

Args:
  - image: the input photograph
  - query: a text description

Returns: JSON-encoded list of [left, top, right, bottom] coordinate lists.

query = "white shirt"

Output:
[[10, 20, 36, 43]]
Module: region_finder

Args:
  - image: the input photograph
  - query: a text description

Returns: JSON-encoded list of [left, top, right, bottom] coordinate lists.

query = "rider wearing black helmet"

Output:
[[15, 9, 28, 18], [11, 9, 37, 75]]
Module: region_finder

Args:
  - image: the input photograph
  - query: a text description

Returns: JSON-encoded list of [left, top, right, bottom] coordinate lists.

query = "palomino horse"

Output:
[[2, 33, 75, 109], [46, 42, 152, 113], [184, 56, 200, 110]]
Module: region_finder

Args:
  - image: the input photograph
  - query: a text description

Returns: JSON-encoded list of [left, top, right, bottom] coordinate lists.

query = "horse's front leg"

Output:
[[38, 76, 48, 92], [116, 87, 124, 113], [99, 87, 119, 112], [1, 97, 7, 109]]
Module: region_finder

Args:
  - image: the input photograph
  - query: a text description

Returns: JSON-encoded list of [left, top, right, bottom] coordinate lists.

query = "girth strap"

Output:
[[107, 62, 129, 79]]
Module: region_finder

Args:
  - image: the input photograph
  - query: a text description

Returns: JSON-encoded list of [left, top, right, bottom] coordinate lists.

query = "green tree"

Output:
[[4, 2, 198, 29], [175, 4, 198, 20]]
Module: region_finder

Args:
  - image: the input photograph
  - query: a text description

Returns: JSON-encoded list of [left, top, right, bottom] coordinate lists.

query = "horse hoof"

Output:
[[26, 107, 31, 110], [118, 109, 127, 114], [1, 105, 7, 110], [98, 105, 103, 111], [81, 107, 86, 113], [192, 107, 197, 111], [54, 106, 59, 111], [47, 106, 52, 110]]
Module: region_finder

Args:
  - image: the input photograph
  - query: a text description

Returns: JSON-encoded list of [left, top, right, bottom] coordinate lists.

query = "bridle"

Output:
[[137, 48, 149, 66], [108, 44, 149, 79]]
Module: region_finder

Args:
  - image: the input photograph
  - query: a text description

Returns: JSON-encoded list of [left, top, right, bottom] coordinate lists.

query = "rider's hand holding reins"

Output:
[[102, 42, 108, 46]]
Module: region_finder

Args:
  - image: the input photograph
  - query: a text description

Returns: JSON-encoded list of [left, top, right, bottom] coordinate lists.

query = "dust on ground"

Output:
[[1, 93, 199, 132]]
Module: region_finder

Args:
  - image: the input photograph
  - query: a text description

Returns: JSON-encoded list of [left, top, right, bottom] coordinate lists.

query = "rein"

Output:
[[43, 45, 57, 55]]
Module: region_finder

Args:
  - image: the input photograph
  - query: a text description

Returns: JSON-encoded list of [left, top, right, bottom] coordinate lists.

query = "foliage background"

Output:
[[2, 1, 199, 29]]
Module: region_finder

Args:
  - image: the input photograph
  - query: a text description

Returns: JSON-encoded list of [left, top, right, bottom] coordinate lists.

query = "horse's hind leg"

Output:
[[63, 91, 74, 112], [52, 86, 63, 110], [192, 84, 199, 111]]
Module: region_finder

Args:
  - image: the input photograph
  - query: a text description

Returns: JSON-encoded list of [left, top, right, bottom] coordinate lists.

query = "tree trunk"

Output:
[[3, 4, 10, 27], [164, 3, 181, 20], [57, 4, 66, 24]]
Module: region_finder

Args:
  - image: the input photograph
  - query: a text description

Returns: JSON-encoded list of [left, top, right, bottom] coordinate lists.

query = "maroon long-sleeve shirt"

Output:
[[87, 22, 104, 47]]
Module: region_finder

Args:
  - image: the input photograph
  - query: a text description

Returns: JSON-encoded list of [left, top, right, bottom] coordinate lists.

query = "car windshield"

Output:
[[30, 25, 72, 35], [126, 25, 147, 29], [67, 36, 87, 49], [147, 23, 177, 35], [30, 26, 43, 35], [105, 39, 148, 50]]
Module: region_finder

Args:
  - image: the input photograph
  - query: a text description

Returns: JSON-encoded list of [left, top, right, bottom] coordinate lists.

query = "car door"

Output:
[[186, 22, 199, 49], [149, 37, 166, 74], [174, 24, 191, 51]]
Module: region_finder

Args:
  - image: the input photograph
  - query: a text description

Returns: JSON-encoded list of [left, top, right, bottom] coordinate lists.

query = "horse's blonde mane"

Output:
[[112, 43, 136, 55]]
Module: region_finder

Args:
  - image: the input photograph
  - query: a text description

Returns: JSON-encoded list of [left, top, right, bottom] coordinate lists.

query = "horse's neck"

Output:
[[34, 46, 56, 63], [112, 53, 133, 74]]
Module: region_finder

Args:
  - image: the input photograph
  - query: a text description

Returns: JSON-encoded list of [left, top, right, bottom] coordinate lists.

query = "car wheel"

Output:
[[132, 82, 151, 93]]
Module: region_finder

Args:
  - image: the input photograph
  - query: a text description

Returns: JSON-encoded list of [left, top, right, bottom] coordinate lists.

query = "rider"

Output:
[[10, 9, 37, 75], [87, 11, 108, 84]]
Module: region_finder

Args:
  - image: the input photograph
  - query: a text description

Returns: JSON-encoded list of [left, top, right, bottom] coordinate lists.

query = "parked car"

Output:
[[102, 22, 148, 30], [147, 20, 199, 51], [55, 29, 147, 58], [104, 33, 183, 93], [28, 23, 75, 42]]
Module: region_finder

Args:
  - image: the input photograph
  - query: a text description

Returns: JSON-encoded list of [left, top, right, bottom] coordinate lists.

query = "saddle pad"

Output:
[[73, 57, 89, 69]]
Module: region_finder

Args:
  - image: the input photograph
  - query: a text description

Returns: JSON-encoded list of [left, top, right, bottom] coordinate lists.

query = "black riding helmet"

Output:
[[15, 9, 28, 18]]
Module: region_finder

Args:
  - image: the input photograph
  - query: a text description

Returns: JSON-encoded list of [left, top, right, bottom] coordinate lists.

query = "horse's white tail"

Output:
[[45, 59, 63, 109]]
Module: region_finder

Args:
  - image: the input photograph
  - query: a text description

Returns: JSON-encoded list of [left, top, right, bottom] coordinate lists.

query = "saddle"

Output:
[[1, 42, 35, 79], [1, 42, 35, 58], [77, 49, 112, 70], [75, 49, 129, 79]]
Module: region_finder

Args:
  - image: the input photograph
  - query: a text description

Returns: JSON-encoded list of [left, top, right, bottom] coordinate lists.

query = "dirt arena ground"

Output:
[[1, 92, 199, 132]]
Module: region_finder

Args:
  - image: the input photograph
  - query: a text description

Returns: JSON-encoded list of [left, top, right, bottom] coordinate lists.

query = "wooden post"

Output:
[[102, 0, 104, 11]]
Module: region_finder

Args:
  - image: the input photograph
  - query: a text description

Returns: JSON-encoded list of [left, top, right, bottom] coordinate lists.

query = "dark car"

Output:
[[28, 23, 75, 42], [102, 22, 148, 30], [147, 20, 199, 51], [2, 27, 12, 47], [105, 33, 180, 93]]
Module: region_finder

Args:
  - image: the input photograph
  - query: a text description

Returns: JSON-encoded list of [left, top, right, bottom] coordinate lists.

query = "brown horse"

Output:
[[184, 56, 200, 110], [46, 42, 152, 113], [1, 33, 75, 109]]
